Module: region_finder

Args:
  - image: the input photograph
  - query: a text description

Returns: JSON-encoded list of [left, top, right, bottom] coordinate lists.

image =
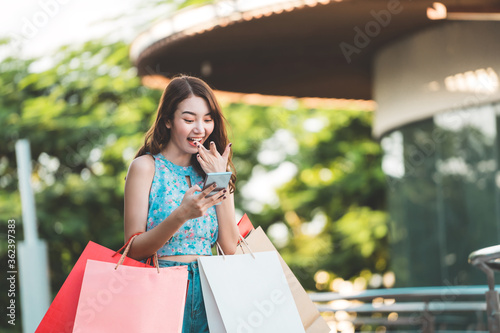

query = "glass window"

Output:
[[382, 102, 500, 287]]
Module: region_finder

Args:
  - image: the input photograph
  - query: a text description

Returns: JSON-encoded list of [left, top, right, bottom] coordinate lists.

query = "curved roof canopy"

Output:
[[131, 0, 500, 101]]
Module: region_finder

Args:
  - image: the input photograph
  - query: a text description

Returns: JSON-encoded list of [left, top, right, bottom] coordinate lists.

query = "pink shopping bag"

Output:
[[72, 259, 188, 333], [36, 240, 150, 333]]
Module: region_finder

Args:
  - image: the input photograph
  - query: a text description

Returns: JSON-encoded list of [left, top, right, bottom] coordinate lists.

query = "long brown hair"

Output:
[[135, 74, 236, 192]]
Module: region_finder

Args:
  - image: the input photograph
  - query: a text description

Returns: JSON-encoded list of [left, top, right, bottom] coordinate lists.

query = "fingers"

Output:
[[196, 142, 208, 160], [186, 185, 201, 195], [221, 142, 232, 160], [201, 185, 227, 203], [180, 185, 226, 221], [209, 141, 218, 154], [196, 153, 206, 168], [197, 141, 221, 156], [201, 183, 217, 198], [210, 189, 228, 205], [196, 141, 231, 173]]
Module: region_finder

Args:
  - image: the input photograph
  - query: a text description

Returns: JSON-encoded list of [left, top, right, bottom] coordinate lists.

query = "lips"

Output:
[[188, 137, 203, 147]]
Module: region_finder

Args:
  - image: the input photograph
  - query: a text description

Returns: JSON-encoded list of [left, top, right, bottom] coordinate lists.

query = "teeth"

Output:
[[188, 138, 202, 142]]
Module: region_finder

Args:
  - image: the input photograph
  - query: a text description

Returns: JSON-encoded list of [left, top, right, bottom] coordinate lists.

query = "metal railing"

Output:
[[310, 285, 490, 332], [305, 245, 500, 333]]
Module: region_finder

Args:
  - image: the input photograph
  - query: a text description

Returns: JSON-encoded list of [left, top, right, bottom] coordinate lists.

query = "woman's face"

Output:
[[166, 95, 215, 158]]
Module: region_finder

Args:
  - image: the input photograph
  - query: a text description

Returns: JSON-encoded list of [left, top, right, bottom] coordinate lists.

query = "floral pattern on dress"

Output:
[[146, 153, 218, 256]]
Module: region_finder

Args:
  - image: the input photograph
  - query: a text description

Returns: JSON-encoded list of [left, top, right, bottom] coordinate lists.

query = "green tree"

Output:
[[0, 39, 162, 332], [225, 106, 388, 291]]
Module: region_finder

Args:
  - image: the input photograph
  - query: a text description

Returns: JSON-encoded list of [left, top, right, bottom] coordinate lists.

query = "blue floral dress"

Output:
[[146, 153, 218, 256]]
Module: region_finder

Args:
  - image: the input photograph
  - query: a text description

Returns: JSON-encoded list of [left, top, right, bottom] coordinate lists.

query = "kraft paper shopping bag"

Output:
[[236, 226, 331, 333], [72, 259, 188, 333], [198, 251, 305, 333]]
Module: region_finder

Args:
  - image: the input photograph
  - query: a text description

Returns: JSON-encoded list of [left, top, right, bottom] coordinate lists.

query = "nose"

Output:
[[193, 120, 204, 134]]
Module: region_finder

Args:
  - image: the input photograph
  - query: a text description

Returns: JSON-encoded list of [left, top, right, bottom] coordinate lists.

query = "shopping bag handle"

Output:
[[218, 235, 255, 259], [216, 242, 225, 259], [238, 235, 256, 259], [113, 233, 160, 273]]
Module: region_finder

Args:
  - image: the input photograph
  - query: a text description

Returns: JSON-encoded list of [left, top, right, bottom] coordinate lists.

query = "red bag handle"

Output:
[[112, 232, 159, 273], [113, 232, 143, 256]]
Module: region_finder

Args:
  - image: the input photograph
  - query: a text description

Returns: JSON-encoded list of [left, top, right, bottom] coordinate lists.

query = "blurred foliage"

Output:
[[226, 105, 388, 291], [0, 35, 386, 331], [174, 0, 213, 10]]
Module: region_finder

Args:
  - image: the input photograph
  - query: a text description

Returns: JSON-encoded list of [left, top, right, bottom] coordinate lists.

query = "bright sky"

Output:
[[0, 0, 172, 59]]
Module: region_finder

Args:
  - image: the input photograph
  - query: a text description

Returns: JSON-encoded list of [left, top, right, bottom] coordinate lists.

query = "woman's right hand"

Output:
[[177, 183, 227, 220]]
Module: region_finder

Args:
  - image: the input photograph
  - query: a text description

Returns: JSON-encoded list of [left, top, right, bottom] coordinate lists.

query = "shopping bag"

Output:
[[198, 248, 305, 333], [235, 222, 331, 333], [72, 259, 188, 333], [36, 240, 149, 333], [237, 213, 254, 238]]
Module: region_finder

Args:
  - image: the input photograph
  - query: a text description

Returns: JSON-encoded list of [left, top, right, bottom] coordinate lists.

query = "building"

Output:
[[130, 0, 500, 287]]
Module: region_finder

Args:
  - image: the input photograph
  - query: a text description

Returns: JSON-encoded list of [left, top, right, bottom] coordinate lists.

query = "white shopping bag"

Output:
[[235, 226, 331, 333], [198, 251, 305, 333]]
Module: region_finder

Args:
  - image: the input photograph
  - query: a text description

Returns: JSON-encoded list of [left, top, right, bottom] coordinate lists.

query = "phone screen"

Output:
[[203, 172, 232, 198]]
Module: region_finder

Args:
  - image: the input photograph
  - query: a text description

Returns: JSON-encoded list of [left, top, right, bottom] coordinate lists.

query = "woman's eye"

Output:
[[204, 119, 213, 123], [184, 119, 194, 124]]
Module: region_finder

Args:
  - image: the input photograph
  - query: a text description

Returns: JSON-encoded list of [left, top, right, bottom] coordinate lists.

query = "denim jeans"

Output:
[[158, 259, 210, 333]]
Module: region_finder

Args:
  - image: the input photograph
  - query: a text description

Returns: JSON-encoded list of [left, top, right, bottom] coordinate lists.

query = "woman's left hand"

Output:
[[196, 141, 231, 173]]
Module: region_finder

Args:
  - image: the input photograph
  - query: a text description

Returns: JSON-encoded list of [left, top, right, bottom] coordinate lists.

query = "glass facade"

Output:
[[382, 102, 500, 287]]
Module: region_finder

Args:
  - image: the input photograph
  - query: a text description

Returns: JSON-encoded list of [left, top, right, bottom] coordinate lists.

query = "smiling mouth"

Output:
[[188, 137, 203, 147]]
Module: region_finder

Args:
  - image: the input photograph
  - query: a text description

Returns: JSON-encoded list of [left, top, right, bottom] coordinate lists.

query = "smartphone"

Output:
[[202, 172, 232, 198]]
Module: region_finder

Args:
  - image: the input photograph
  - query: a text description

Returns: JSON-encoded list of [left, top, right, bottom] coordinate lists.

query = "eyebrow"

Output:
[[181, 111, 212, 116]]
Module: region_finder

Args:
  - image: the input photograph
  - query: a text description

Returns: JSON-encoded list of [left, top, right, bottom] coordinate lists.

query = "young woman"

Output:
[[123, 75, 240, 332]]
